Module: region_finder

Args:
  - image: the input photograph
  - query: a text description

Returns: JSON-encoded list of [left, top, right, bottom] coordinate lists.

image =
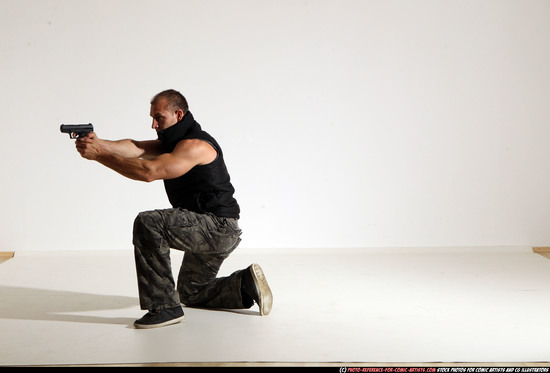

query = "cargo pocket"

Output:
[[204, 224, 242, 255]]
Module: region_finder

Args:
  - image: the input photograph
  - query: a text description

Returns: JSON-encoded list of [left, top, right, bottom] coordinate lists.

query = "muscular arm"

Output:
[[96, 138, 162, 160], [76, 133, 216, 182]]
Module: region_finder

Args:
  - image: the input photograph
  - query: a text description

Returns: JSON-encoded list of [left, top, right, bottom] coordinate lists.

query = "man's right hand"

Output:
[[76, 132, 104, 160]]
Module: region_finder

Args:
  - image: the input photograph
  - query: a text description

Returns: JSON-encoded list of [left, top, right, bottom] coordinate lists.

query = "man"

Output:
[[75, 89, 273, 329]]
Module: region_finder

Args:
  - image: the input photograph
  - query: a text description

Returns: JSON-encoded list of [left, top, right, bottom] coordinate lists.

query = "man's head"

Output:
[[150, 89, 189, 132]]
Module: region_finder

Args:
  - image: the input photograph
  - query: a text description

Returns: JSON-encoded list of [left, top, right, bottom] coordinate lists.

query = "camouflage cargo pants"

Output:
[[133, 208, 250, 311]]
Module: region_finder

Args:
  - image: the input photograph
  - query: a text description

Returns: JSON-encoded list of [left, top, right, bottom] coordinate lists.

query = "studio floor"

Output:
[[1, 246, 550, 367]]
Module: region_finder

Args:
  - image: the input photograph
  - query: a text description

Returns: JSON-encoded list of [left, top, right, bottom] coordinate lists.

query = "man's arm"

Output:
[[76, 133, 216, 182], [95, 137, 163, 160]]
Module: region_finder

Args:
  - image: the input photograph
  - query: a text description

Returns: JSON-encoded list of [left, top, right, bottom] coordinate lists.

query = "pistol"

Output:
[[60, 123, 94, 139]]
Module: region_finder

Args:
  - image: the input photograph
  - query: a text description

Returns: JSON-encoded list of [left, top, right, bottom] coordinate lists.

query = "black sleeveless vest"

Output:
[[157, 112, 240, 219]]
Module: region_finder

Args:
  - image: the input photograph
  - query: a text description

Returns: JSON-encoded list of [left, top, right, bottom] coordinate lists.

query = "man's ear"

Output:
[[176, 109, 184, 121]]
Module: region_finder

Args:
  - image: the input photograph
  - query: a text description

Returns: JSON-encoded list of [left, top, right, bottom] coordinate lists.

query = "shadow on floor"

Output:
[[0, 285, 137, 326]]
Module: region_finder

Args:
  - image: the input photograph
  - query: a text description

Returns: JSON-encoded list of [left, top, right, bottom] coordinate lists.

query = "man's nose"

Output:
[[152, 119, 158, 129]]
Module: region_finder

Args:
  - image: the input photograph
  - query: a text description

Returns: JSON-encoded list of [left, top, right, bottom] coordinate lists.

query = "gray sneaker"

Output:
[[134, 306, 185, 329], [244, 263, 273, 316]]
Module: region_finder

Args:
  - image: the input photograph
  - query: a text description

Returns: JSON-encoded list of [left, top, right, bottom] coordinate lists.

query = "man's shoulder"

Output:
[[172, 138, 218, 164], [174, 138, 212, 150]]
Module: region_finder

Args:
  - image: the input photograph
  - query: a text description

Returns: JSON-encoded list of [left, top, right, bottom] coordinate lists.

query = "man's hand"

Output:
[[75, 132, 104, 160]]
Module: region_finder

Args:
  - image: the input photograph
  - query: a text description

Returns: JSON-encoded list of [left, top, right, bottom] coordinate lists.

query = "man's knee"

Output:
[[132, 210, 163, 247]]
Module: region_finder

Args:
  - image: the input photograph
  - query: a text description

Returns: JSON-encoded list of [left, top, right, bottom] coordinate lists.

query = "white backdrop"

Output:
[[1, 0, 549, 251]]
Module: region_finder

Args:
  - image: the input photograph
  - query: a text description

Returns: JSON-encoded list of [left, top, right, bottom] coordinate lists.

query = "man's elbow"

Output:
[[138, 163, 159, 183], [141, 175, 156, 183], [141, 162, 169, 183], [141, 170, 159, 183], [138, 157, 184, 182]]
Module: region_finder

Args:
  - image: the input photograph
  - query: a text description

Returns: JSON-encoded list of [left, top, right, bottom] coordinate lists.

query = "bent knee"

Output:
[[132, 210, 164, 245], [134, 210, 162, 228]]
